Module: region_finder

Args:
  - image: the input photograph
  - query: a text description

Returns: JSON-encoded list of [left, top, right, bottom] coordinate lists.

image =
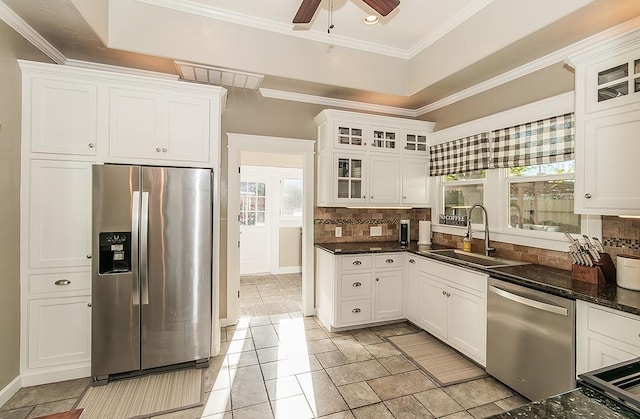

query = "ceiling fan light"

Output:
[[364, 15, 379, 25]]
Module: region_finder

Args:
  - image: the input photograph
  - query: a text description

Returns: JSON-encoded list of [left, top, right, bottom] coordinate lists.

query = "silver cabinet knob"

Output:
[[54, 279, 71, 285], [409, 259, 416, 264], [86, 254, 92, 259], [88, 143, 95, 148], [442, 290, 446, 296], [352, 282, 362, 287], [386, 259, 394, 264], [446, 292, 451, 297], [87, 303, 92, 307], [403, 196, 407, 199], [376, 277, 380, 282], [353, 260, 362, 266], [352, 308, 361, 313], [162, 148, 167, 152], [156, 147, 161, 152], [585, 193, 592, 199]]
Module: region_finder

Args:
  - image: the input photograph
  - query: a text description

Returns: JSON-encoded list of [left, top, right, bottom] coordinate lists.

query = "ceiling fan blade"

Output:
[[293, 0, 322, 24], [362, 0, 400, 16]]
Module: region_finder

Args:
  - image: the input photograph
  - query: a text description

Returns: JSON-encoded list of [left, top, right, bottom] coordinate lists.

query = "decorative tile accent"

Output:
[[602, 216, 640, 263]]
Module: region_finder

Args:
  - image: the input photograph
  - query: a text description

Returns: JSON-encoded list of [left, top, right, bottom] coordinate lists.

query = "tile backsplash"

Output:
[[602, 216, 640, 262], [314, 207, 431, 243]]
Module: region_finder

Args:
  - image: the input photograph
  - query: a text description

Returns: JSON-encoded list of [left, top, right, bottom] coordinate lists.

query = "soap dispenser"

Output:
[[463, 234, 471, 252]]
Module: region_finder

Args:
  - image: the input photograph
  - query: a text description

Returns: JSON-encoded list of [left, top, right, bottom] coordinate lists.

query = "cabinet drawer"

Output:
[[340, 299, 372, 324], [587, 305, 640, 348], [375, 254, 404, 269], [29, 271, 91, 294], [417, 257, 486, 293], [341, 255, 372, 271], [341, 272, 372, 298]]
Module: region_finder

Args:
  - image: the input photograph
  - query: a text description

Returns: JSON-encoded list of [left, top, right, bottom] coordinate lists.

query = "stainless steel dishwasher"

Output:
[[486, 277, 576, 401]]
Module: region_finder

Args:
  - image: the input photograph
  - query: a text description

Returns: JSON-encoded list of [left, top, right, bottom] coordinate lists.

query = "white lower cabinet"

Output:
[[408, 255, 487, 365], [576, 300, 640, 375], [28, 294, 91, 369], [315, 250, 404, 330]]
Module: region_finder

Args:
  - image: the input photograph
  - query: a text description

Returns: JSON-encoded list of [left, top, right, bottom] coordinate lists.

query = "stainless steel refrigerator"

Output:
[[91, 164, 213, 385]]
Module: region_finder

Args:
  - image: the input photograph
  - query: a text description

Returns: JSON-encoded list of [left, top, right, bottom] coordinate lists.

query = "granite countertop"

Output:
[[314, 241, 640, 316], [491, 386, 640, 418]]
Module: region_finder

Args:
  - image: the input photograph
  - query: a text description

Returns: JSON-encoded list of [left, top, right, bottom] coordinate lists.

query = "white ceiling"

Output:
[[2, 0, 640, 113]]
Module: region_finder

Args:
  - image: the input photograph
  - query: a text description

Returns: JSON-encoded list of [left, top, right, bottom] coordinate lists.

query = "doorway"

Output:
[[227, 134, 314, 326]]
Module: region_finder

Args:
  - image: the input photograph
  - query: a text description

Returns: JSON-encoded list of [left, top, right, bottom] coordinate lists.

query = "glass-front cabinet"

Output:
[[587, 50, 640, 113], [335, 122, 367, 149], [335, 154, 366, 203], [370, 127, 399, 152], [404, 131, 428, 154]]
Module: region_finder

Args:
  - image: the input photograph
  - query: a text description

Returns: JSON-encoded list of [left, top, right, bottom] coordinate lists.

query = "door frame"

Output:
[[227, 134, 315, 325]]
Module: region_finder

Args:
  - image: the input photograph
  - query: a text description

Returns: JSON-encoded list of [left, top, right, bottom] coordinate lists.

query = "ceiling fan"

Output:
[[293, 0, 400, 24]]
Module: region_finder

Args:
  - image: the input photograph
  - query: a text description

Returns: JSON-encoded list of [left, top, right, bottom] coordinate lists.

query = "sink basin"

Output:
[[426, 249, 530, 269]]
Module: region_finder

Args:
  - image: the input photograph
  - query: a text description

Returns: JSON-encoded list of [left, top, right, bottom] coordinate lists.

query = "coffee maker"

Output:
[[399, 220, 410, 246]]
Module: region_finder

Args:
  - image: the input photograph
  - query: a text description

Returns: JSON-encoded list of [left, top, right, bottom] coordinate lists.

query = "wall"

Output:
[[279, 227, 301, 269], [0, 21, 53, 390]]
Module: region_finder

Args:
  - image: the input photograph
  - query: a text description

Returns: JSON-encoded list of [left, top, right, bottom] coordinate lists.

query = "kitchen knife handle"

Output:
[[140, 191, 150, 306], [132, 191, 140, 306]]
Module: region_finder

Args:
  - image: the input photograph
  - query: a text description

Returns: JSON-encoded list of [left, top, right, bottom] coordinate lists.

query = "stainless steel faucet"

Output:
[[468, 204, 496, 257]]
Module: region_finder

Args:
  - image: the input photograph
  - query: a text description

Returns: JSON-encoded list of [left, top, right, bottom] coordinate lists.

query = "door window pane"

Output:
[[240, 181, 266, 226], [282, 178, 303, 217]]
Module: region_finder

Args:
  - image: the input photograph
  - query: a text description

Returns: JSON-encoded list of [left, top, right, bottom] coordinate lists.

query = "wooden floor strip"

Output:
[[389, 332, 487, 386]]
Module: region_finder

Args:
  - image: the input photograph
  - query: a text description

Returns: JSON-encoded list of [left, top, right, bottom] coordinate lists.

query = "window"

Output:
[[281, 178, 303, 217], [507, 162, 580, 233], [442, 170, 486, 224], [240, 181, 266, 226]]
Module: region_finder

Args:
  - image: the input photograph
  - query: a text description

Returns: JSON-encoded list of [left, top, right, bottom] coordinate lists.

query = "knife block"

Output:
[[571, 253, 616, 285]]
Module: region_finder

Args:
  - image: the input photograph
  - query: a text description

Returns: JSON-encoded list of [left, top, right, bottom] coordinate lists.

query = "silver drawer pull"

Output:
[[409, 259, 416, 264], [352, 260, 362, 265], [55, 279, 71, 285], [352, 308, 361, 313], [442, 290, 446, 296], [386, 259, 394, 264], [352, 282, 362, 287]]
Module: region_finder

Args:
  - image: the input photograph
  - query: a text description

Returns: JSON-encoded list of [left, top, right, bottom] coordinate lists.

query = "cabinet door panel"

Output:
[[334, 154, 367, 204], [402, 158, 429, 205], [581, 110, 640, 213], [165, 95, 210, 162], [586, 337, 640, 373], [369, 155, 400, 204], [374, 270, 403, 320], [29, 160, 92, 269], [28, 296, 91, 368], [448, 286, 486, 363], [418, 275, 447, 340], [109, 88, 162, 159], [30, 78, 97, 156]]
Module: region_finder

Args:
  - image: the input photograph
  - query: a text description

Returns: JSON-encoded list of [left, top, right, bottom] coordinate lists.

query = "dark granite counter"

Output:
[[491, 386, 640, 418], [315, 241, 640, 316]]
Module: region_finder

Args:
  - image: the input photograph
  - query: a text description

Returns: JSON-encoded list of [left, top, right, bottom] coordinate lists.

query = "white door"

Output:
[[239, 176, 271, 274]]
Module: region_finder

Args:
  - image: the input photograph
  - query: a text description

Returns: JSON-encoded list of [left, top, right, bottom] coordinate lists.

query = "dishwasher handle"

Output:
[[489, 285, 568, 316]]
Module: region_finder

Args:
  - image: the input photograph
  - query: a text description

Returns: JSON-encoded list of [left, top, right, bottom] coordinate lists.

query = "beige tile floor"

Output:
[[0, 274, 529, 419], [239, 273, 303, 316]]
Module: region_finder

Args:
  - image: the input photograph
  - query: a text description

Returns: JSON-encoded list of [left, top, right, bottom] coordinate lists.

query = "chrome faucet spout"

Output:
[[467, 204, 496, 257]]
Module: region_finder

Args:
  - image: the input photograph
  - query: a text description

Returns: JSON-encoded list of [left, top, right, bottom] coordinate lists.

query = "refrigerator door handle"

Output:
[[131, 191, 140, 306], [140, 191, 150, 306]]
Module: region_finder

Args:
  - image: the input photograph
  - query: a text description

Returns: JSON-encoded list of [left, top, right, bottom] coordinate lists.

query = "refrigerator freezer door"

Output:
[[92, 165, 141, 378], [140, 166, 212, 369]]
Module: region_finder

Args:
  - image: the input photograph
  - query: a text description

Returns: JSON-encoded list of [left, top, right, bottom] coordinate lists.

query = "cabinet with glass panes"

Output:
[[585, 48, 640, 113], [336, 155, 366, 203], [370, 127, 399, 152]]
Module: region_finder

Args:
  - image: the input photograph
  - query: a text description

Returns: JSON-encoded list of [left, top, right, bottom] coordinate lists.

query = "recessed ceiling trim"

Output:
[[259, 88, 417, 118], [137, 0, 413, 59], [406, 0, 494, 57], [0, 1, 66, 64], [417, 15, 640, 116]]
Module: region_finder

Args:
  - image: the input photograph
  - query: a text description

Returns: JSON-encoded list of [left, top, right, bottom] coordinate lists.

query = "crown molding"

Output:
[[0, 1, 66, 64], [406, 0, 493, 58], [259, 88, 417, 118], [416, 15, 640, 116], [65, 59, 179, 80]]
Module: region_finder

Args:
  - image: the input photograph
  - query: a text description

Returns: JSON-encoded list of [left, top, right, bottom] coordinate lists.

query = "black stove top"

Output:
[[579, 357, 640, 415]]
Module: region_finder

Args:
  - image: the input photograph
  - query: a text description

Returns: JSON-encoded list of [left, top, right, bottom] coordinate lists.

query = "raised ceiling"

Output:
[[2, 0, 640, 114]]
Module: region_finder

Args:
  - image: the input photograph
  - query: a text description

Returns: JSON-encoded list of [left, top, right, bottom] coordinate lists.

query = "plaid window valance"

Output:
[[429, 133, 490, 176], [491, 113, 575, 168]]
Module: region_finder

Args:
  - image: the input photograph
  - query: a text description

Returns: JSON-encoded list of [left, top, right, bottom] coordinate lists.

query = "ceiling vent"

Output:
[[175, 61, 264, 90]]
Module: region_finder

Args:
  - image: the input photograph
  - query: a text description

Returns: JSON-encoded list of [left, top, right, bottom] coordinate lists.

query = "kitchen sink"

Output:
[[426, 249, 530, 269]]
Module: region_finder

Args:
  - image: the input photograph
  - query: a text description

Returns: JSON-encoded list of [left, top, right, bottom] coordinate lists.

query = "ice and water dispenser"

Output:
[[98, 232, 132, 274]]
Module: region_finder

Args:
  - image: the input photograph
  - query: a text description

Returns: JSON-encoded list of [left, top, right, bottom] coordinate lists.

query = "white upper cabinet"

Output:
[[109, 89, 211, 163], [28, 78, 98, 156], [315, 109, 434, 208], [568, 28, 640, 215]]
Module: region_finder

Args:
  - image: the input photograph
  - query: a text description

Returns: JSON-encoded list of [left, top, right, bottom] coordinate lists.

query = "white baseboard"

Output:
[[277, 266, 302, 274], [0, 375, 21, 408], [20, 363, 90, 387]]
